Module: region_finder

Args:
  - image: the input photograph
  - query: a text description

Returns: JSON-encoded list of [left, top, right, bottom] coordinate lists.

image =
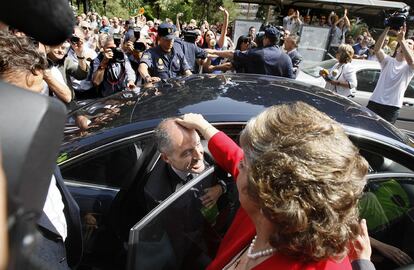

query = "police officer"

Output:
[[175, 29, 207, 74], [205, 26, 294, 78], [138, 23, 192, 84]]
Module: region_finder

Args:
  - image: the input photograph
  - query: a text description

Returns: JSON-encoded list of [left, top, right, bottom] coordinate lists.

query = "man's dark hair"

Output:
[[0, 31, 47, 78]]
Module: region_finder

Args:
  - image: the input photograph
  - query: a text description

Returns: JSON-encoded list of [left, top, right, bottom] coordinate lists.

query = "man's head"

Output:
[[0, 31, 47, 92], [80, 21, 92, 39], [284, 34, 299, 52], [47, 42, 69, 61], [71, 27, 85, 49], [155, 118, 205, 174], [158, 22, 175, 52], [248, 26, 256, 37], [304, 15, 311, 24], [263, 26, 279, 46]]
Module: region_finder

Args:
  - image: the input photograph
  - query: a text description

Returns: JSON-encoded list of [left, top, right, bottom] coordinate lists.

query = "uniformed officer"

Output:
[[205, 26, 294, 78], [175, 30, 207, 74], [138, 23, 192, 84]]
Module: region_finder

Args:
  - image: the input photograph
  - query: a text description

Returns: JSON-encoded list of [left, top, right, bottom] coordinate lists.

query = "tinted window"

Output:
[[360, 176, 414, 269], [356, 69, 381, 93], [129, 169, 239, 270], [62, 139, 150, 188], [405, 79, 414, 98]]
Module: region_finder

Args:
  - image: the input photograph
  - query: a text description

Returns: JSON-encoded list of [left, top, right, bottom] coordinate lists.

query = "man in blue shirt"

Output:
[[138, 23, 192, 84], [205, 26, 294, 78]]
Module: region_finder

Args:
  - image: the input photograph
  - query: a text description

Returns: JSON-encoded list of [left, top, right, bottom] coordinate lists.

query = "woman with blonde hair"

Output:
[[320, 43, 357, 97], [177, 101, 369, 270]]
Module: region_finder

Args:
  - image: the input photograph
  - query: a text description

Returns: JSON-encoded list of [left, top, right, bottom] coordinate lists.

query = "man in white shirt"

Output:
[[367, 25, 414, 123]]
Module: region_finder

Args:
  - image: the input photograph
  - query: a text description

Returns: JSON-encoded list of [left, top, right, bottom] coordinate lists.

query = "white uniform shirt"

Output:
[[42, 175, 67, 240], [370, 55, 414, 108]]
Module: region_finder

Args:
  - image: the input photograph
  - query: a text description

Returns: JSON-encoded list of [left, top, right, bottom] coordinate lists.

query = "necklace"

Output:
[[247, 235, 277, 260]]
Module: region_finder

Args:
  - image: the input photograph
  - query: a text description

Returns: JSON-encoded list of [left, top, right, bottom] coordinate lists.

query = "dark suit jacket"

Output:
[[37, 167, 83, 269]]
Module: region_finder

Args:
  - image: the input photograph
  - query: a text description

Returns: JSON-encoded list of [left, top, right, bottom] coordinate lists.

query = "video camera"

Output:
[[384, 6, 413, 30], [182, 30, 199, 43], [133, 27, 141, 40], [111, 33, 125, 63]]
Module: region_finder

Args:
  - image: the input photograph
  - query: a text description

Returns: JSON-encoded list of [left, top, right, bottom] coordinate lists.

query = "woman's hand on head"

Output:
[[176, 113, 209, 131]]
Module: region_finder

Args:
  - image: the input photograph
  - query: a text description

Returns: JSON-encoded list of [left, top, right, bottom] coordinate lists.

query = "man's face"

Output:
[[162, 126, 205, 174], [49, 43, 68, 60], [249, 27, 256, 37], [159, 37, 174, 52]]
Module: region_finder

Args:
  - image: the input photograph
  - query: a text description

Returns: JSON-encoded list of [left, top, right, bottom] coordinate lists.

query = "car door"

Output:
[[361, 173, 414, 269], [59, 134, 155, 269], [127, 163, 239, 270]]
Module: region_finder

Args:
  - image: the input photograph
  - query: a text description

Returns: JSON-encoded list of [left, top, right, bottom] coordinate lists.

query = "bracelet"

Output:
[[77, 55, 85, 60], [218, 180, 227, 194]]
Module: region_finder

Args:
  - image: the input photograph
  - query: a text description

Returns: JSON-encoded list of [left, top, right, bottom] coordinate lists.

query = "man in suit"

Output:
[[145, 117, 226, 211], [143, 117, 229, 270], [0, 31, 82, 270], [284, 33, 303, 78]]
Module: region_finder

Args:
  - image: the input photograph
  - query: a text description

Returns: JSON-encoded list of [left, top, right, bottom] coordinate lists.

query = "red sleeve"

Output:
[[208, 131, 244, 179]]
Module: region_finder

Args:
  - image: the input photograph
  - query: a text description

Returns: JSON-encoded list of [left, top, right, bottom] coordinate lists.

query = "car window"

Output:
[[405, 79, 414, 98], [300, 59, 337, 78], [128, 167, 239, 270], [356, 69, 381, 93], [359, 175, 414, 269], [61, 139, 152, 188]]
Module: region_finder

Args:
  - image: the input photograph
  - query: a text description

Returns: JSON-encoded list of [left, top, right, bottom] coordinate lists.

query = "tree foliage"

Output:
[[86, 0, 238, 24]]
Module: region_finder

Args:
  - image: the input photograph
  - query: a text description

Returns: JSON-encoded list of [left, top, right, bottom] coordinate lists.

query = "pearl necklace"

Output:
[[247, 235, 277, 259]]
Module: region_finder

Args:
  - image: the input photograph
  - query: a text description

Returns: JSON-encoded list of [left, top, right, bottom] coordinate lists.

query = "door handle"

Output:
[[403, 101, 414, 106]]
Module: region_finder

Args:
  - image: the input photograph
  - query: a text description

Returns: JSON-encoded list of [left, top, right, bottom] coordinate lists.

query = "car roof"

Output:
[[61, 74, 413, 159]]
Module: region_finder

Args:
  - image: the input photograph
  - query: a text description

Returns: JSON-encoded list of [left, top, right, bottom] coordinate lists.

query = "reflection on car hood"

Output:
[[61, 74, 412, 159]]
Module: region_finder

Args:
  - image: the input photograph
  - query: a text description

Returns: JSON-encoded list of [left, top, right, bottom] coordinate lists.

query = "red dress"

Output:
[[207, 131, 352, 270]]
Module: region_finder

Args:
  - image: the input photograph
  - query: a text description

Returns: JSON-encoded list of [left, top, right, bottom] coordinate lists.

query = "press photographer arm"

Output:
[[43, 69, 72, 103], [92, 49, 112, 87], [374, 27, 389, 62], [397, 25, 414, 68]]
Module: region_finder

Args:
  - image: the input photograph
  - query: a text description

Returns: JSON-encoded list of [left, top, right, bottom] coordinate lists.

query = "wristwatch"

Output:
[[144, 75, 151, 83], [218, 180, 227, 194]]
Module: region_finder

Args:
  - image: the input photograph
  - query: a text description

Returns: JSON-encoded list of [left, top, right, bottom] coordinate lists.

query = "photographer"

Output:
[[367, 24, 414, 124], [92, 35, 136, 97]]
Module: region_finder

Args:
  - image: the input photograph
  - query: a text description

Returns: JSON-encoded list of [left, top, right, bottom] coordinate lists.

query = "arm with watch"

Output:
[[92, 49, 112, 87]]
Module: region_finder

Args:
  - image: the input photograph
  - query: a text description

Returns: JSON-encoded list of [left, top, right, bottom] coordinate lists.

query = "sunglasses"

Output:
[[82, 26, 92, 31], [154, 23, 160, 26]]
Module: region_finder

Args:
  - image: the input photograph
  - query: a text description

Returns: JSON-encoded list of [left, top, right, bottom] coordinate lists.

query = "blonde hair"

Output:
[[337, 44, 354, 63], [240, 101, 368, 262]]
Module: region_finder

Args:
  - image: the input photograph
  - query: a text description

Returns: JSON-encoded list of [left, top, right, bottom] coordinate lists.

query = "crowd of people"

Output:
[[1, 5, 414, 270]]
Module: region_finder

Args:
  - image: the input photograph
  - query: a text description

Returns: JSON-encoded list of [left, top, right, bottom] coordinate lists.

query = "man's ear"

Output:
[[161, 153, 171, 164]]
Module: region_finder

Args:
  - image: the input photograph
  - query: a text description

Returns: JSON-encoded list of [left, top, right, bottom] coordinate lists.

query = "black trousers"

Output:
[[367, 100, 400, 124]]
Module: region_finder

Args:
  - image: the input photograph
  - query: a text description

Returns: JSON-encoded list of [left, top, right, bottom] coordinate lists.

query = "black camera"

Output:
[[384, 7, 413, 30], [70, 35, 80, 43], [110, 48, 125, 63], [182, 30, 199, 43], [113, 33, 122, 47], [133, 27, 141, 40], [133, 41, 146, 52]]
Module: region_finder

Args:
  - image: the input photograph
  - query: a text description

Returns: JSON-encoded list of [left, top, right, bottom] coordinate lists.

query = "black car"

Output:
[[59, 74, 414, 270]]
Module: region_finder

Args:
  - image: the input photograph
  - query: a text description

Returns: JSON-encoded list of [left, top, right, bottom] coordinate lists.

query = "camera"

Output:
[[182, 30, 199, 43], [133, 27, 141, 40], [110, 48, 125, 63], [70, 35, 80, 43], [133, 41, 146, 52], [113, 33, 122, 47], [384, 7, 413, 30]]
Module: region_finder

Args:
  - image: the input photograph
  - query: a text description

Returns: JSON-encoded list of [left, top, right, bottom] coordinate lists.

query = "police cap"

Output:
[[158, 23, 176, 40], [264, 26, 280, 39]]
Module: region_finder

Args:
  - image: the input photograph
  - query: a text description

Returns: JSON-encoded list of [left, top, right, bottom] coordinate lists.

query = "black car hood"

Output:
[[61, 74, 412, 160]]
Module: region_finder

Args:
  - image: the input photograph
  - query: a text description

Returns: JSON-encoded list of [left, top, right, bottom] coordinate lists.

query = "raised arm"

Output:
[[374, 27, 389, 63], [217, 6, 229, 48], [176, 13, 183, 35], [397, 24, 414, 69]]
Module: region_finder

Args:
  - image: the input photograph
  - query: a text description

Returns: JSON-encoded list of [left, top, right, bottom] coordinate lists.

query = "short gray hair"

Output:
[[154, 118, 177, 154]]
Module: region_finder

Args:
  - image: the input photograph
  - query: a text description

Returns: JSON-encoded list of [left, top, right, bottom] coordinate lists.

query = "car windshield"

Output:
[[301, 59, 338, 78]]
